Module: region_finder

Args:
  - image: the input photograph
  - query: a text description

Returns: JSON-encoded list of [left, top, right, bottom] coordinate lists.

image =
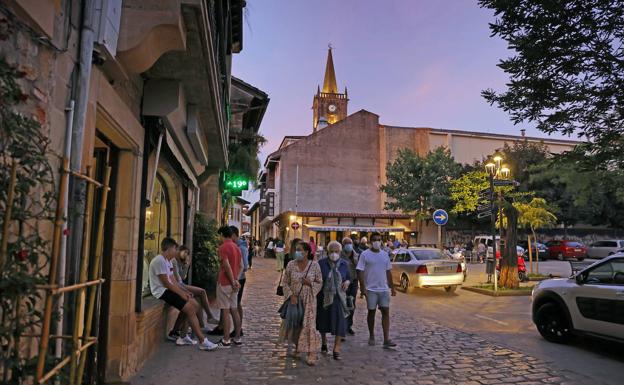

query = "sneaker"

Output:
[[167, 331, 180, 342], [321, 344, 328, 354], [217, 339, 231, 348], [207, 327, 224, 336], [232, 338, 242, 346], [176, 335, 198, 346], [383, 340, 397, 349], [198, 338, 218, 351]]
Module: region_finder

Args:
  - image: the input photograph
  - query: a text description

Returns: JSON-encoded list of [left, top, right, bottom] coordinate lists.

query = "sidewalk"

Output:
[[131, 257, 589, 385]]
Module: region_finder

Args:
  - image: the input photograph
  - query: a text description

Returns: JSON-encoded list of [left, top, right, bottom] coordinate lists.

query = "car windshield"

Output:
[[567, 242, 582, 247], [410, 250, 446, 260]]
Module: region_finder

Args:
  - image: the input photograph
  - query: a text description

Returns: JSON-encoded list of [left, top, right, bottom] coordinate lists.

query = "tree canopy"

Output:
[[381, 148, 461, 219], [480, 0, 624, 169]]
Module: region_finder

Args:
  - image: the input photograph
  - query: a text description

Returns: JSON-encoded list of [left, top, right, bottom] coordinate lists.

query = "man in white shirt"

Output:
[[149, 237, 217, 351], [356, 232, 397, 348]]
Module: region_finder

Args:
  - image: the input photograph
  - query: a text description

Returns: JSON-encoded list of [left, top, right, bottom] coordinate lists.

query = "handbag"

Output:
[[276, 271, 284, 296], [277, 262, 313, 328]]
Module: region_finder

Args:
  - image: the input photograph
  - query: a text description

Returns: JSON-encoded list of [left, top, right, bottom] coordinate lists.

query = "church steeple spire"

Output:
[[322, 45, 338, 94]]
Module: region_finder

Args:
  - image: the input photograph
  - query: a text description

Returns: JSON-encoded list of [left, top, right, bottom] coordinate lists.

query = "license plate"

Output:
[[434, 266, 453, 273], [575, 248, 581, 252]]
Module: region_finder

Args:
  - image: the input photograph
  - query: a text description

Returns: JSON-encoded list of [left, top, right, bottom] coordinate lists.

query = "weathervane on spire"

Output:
[[328, 42, 333, 50]]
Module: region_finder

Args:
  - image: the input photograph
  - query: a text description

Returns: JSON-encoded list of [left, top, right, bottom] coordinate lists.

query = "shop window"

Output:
[[141, 175, 170, 297]]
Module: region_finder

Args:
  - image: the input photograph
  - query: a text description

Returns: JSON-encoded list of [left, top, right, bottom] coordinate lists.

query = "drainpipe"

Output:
[[55, 99, 74, 364], [66, 0, 96, 342]]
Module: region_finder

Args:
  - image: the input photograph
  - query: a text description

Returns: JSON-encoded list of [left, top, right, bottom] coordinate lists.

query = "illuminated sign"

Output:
[[223, 173, 249, 192]]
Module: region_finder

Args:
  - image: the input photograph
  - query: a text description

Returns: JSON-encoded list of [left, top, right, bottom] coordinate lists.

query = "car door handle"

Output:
[[616, 291, 624, 297]]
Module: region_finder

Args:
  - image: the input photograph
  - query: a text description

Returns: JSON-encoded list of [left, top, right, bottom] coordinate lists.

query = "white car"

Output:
[[587, 240, 624, 259], [473, 235, 524, 258], [391, 248, 464, 293], [531, 253, 624, 343]]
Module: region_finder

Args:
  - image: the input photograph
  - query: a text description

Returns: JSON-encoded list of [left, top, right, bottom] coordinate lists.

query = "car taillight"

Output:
[[566, 247, 574, 252], [456, 264, 462, 273], [416, 265, 428, 274]]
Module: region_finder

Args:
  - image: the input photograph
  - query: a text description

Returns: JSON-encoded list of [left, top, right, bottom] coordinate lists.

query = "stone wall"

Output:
[[278, 110, 383, 214]]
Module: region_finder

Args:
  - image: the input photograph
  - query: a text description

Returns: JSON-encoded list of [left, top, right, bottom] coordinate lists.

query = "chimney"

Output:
[[520, 129, 526, 137]]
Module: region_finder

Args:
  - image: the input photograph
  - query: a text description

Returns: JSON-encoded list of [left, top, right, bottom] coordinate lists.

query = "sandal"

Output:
[[306, 354, 317, 366], [332, 351, 341, 360]]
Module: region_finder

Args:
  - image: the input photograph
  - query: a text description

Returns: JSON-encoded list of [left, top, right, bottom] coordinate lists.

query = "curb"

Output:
[[461, 286, 532, 297]]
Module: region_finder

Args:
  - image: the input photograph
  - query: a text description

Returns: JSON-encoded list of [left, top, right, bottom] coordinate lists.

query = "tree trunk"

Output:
[[499, 204, 519, 289]]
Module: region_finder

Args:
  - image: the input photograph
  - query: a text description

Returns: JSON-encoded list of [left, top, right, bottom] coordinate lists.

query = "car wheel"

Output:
[[400, 274, 409, 292], [577, 257, 585, 261], [557, 252, 564, 261], [518, 271, 528, 282], [444, 285, 457, 293], [535, 302, 572, 344]]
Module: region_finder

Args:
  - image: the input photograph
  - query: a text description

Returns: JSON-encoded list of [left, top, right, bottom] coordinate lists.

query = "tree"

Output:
[[480, 0, 624, 169], [529, 159, 624, 228], [381, 148, 461, 242], [516, 198, 558, 242], [500, 141, 549, 191]]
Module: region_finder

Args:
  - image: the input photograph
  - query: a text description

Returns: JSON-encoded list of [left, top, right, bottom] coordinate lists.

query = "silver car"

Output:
[[587, 240, 624, 259], [391, 248, 464, 293]]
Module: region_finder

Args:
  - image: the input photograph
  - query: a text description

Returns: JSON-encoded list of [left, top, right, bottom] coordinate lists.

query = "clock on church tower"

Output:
[[312, 46, 349, 132]]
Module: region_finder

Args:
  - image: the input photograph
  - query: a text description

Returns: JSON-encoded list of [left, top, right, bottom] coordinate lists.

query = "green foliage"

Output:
[[449, 171, 514, 216], [515, 198, 557, 235], [480, 0, 624, 169], [381, 148, 461, 218], [529, 159, 624, 228], [500, 141, 549, 191], [227, 133, 267, 182], [449, 171, 489, 214], [191, 213, 220, 295], [0, 57, 56, 383]]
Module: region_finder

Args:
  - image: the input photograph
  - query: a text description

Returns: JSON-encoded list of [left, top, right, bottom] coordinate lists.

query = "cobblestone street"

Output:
[[132, 258, 597, 385]]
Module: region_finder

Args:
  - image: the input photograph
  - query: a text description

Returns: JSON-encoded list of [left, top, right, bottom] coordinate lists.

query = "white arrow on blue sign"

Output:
[[432, 209, 449, 226]]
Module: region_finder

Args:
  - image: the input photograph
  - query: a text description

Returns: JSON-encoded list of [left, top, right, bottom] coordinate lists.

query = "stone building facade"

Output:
[[256, 48, 579, 247], [0, 0, 256, 383]]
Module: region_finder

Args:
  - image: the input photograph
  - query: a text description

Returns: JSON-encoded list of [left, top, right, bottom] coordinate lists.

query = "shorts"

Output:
[[366, 290, 390, 310], [237, 278, 246, 304], [216, 284, 238, 309], [159, 289, 187, 311]]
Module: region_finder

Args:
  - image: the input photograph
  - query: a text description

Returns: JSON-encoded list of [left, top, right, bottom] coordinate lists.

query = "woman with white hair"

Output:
[[316, 240, 351, 360]]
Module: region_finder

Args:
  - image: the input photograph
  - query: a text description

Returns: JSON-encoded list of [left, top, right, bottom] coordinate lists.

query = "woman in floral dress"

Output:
[[281, 241, 322, 365]]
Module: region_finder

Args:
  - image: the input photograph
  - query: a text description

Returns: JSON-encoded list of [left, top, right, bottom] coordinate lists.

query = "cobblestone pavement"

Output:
[[133, 258, 596, 385]]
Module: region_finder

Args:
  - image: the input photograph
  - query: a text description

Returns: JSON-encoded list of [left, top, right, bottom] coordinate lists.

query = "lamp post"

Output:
[[484, 152, 511, 292]]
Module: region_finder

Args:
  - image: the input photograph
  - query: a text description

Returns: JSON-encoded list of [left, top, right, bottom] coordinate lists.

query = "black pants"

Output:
[[248, 251, 253, 268]]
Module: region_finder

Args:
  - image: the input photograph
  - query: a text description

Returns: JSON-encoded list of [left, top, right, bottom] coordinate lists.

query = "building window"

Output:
[[141, 175, 170, 297]]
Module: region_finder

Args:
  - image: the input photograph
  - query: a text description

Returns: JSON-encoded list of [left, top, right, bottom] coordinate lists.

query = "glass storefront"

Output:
[[141, 175, 170, 296]]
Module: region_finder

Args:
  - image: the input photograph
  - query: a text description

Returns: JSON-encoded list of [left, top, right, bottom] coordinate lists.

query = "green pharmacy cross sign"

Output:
[[223, 173, 249, 193]]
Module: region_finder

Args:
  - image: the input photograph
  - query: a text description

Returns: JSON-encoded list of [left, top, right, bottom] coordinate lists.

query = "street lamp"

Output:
[[484, 153, 511, 292]]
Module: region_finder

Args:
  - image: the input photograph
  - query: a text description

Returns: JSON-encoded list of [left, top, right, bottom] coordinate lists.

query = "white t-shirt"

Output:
[[356, 248, 392, 292], [149, 254, 173, 298]]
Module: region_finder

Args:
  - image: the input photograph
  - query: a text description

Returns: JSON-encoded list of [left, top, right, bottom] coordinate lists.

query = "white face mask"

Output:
[[329, 252, 340, 261], [372, 241, 382, 250]]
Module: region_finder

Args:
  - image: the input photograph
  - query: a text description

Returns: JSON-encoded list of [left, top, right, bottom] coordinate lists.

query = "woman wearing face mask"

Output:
[[316, 241, 351, 360], [340, 237, 359, 335], [280, 241, 322, 365]]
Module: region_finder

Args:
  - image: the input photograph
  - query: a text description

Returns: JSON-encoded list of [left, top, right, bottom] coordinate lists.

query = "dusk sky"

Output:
[[233, 0, 567, 169]]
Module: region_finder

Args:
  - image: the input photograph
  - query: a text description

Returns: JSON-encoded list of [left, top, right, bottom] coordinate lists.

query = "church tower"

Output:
[[312, 46, 348, 132]]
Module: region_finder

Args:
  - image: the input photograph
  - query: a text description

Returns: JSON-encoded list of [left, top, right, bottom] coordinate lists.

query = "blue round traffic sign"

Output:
[[432, 209, 449, 226]]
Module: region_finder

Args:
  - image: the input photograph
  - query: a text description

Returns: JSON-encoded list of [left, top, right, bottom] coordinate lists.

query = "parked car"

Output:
[[391, 248, 464, 293], [518, 240, 549, 261], [587, 240, 624, 259], [531, 253, 624, 343], [545, 240, 587, 261]]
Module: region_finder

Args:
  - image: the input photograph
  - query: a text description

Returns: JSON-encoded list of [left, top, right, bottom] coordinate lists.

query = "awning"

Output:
[[304, 225, 406, 232]]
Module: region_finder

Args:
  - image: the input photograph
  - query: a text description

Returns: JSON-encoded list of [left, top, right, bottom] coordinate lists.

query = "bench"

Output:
[[569, 260, 595, 275]]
